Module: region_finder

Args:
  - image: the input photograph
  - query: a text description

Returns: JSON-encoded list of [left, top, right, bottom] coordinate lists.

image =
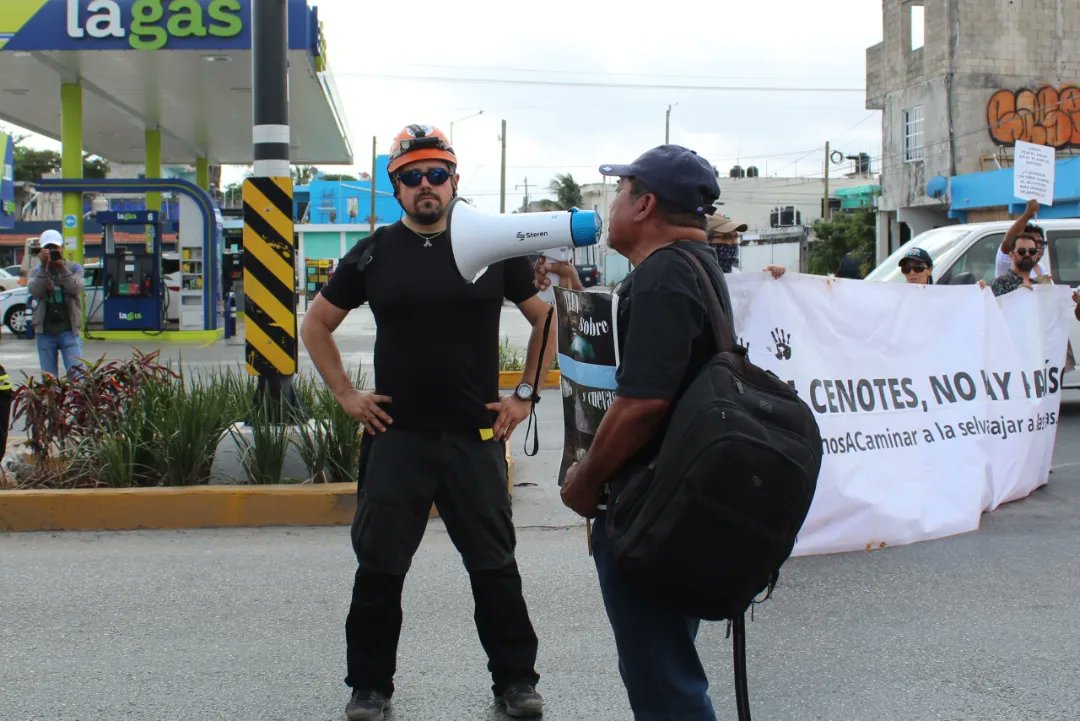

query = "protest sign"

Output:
[[1014, 139, 1056, 205]]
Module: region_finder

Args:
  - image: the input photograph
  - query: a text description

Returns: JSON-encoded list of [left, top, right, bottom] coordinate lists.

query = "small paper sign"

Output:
[[1013, 140, 1055, 206]]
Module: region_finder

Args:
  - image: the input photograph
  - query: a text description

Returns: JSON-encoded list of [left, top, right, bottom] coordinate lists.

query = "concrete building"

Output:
[[866, 0, 1080, 260], [578, 173, 876, 283]]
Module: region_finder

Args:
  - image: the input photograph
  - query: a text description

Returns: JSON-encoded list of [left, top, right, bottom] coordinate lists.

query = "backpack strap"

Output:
[[352, 233, 379, 272], [669, 244, 737, 354]]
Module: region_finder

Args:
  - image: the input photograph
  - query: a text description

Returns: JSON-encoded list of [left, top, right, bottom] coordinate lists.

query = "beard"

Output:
[[1017, 257, 1035, 272], [408, 194, 445, 225]]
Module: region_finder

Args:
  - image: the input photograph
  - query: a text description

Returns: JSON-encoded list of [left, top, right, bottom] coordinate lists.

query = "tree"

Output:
[[807, 209, 877, 277], [291, 164, 319, 185], [222, 181, 244, 208], [82, 154, 110, 179], [319, 174, 357, 182], [546, 173, 584, 210], [13, 144, 110, 181], [14, 146, 61, 182]]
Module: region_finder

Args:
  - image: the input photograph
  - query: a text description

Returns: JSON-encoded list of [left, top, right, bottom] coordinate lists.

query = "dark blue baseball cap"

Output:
[[599, 144, 720, 216], [898, 246, 933, 267]]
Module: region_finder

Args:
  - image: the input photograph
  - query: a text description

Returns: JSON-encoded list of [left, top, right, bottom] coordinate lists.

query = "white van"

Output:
[[865, 218, 1080, 387]]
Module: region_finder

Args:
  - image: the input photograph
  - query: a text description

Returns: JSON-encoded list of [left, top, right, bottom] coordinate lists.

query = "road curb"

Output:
[[0, 446, 515, 533], [499, 370, 560, 389]]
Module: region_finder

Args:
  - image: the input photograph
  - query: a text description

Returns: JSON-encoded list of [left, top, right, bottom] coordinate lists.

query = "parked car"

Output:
[[3, 264, 21, 278], [864, 218, 1080, 387], [575, 263, 600, 287], [0, 268, 20, 291], [0, 259, 181, 335]]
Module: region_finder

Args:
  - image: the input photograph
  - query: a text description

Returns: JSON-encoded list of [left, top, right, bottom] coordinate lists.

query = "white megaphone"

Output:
[[446, 198, 602, 290]]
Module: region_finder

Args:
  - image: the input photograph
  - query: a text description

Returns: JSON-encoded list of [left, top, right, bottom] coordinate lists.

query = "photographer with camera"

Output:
[[27, 229, 84, 378]]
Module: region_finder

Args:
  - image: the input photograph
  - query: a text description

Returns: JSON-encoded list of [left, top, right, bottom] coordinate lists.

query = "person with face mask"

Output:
[[705, 214, 785, 278], [300, 124, 550, 721], [990, 234, 1040, 297]]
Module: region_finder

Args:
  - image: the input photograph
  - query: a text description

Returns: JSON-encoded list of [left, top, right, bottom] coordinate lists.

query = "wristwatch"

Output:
[[514, 382, 539, 403]]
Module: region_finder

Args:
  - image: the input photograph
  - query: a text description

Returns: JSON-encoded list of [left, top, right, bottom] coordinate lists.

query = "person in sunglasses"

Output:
[[996, 199, 1049, 279], [301, 124, 550, 720], [898, 247, 933, 285], [990, 233, 1041, 297]]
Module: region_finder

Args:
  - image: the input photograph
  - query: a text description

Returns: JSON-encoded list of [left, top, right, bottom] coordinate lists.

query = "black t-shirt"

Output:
[[319, 221, 537, 431], [615, 240, 728, 461]]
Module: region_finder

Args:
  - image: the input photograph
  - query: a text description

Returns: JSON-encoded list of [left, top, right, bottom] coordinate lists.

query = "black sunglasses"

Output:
[[900, 264, 929, 274], [1015, 248, 1039, 257], [397, 168, 451, 188]]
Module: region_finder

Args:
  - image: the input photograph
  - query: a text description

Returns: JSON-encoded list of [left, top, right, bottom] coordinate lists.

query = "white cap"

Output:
[[39, 229, 63, 248]]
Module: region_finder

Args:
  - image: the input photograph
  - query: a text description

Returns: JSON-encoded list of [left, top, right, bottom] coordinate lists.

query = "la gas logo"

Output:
[[66, 0, 244, 51]]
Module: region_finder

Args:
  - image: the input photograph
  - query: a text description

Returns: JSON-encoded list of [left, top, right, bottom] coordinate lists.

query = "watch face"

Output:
[[515, 384, 534, 400]]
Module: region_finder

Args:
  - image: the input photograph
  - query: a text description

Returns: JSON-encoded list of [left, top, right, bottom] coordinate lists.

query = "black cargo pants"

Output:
[[344, 427, 540, 698]]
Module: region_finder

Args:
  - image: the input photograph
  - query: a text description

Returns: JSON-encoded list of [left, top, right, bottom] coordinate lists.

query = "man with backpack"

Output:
[[560, 145, 727, 720]]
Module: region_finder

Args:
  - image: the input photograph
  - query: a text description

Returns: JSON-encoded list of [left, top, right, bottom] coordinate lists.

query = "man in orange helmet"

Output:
[[301, 124, 550, 720]]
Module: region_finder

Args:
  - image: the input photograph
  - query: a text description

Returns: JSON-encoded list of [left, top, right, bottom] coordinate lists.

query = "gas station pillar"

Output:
[[196, 157, 210, 191], [145, 127, 162, 212], [60, 82, 83, 264]]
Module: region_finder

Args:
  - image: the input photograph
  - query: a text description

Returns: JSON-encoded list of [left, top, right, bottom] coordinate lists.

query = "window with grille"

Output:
[[904, 106, 925, 163]]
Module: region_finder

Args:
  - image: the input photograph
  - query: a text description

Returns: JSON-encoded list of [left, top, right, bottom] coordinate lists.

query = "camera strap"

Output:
[[522, 305, 554, 457]]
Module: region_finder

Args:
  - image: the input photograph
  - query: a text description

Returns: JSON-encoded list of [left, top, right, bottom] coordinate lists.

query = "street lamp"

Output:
[[450, 109, 484, 145]]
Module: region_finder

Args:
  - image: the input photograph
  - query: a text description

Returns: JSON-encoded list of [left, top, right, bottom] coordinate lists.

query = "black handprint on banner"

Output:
[[770, 328, 792, 360]]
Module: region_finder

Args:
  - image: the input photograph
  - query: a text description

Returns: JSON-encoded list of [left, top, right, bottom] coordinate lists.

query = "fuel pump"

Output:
[[97, 210, 165, 331]]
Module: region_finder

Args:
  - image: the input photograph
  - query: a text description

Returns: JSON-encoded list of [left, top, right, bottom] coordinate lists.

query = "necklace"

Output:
[[407, 224, 445, 247]]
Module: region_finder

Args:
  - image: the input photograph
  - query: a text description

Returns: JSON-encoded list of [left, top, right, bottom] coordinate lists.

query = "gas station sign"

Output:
[[0, 0, 316, 52]]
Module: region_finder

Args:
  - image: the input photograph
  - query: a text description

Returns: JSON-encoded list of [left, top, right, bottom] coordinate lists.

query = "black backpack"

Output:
[[605, 245, 822, 721]]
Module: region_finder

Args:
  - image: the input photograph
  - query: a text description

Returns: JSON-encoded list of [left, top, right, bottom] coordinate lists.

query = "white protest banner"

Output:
[[555, 276, 1071, 556], [1014, 139, 1056, 206], [726, 273, 1070, 555]]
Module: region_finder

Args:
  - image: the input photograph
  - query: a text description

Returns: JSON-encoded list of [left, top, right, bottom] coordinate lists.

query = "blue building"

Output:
[[940, 157, 1080, 222], [295, 154, 400, 226]]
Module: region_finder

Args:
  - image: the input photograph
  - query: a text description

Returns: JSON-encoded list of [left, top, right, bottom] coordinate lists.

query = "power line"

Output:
[[379, 61, 864, 84], [340, 72, 864, 93]]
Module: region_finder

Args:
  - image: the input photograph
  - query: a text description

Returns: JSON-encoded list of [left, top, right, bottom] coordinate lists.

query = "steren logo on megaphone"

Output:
[[515, 231, 550, 241]]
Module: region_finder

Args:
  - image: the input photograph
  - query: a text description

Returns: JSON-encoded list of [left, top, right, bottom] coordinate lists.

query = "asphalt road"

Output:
[[3, 309, 1080, 720]]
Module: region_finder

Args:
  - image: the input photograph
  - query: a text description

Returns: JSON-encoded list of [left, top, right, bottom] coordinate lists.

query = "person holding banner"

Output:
[[898, 247, 933, 285], [705, 214, 786, 278], [991, 233, 1040, 297], [533, 255, 583, 292], [561, 144, 725, 721], [996, 199, 1049, 279], [300, 124, 550, 721]]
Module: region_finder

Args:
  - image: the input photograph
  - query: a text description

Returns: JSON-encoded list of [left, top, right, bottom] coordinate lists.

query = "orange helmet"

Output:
[[387, 124, 457, 176]]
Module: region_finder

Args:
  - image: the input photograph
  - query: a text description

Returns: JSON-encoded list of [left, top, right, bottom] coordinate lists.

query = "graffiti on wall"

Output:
[[987, 85, 1080, 147]]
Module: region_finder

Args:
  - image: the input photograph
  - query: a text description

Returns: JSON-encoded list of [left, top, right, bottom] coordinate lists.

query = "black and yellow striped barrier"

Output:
[[242, 177, 297, 376]]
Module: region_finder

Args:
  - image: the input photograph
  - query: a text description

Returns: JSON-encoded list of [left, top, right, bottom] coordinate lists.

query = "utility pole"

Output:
[[516, 177, 531, 212], [499, 119, 507, 213], [665, 104, 672, 144], [823, 141, 831, 222], [245, 0, 299, 412]]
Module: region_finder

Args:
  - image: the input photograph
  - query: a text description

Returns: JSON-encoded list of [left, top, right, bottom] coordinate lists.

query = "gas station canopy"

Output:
[[0, 0, 352, 165]]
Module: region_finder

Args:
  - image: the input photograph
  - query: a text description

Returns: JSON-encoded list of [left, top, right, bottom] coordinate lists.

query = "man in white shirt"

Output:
[[995, 199, 1049, 279]]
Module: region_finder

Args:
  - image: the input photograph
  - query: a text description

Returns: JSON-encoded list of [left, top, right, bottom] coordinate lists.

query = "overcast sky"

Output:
[[11, 0, 886, 215], [312, 0, 885, 212]]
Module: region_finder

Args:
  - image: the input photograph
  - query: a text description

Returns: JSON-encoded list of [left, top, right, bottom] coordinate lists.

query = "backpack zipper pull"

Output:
[[734, 377, 744, 394]]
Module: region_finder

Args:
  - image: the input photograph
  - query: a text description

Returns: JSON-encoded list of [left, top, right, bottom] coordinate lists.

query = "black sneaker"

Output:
[[496, 683, 543, 717], [345, 689, 389, 721]]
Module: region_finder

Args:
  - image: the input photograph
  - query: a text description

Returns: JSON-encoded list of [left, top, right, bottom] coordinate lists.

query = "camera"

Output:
[[49, 249, 62, 262]]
